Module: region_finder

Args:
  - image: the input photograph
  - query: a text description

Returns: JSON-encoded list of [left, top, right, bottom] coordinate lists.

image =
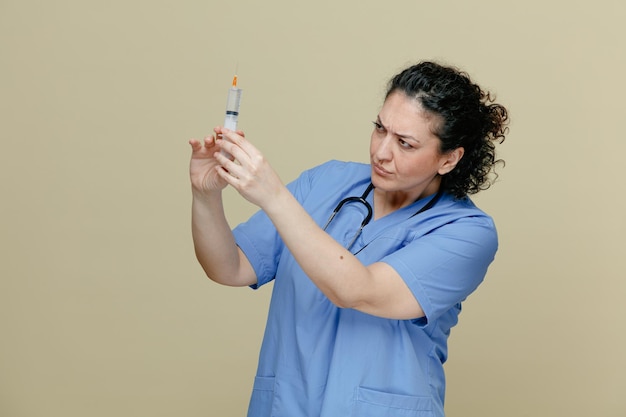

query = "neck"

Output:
[[373, 177, 441, 220]]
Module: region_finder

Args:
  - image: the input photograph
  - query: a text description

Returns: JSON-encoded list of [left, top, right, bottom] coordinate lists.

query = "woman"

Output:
[[189, 61, 509, 417]]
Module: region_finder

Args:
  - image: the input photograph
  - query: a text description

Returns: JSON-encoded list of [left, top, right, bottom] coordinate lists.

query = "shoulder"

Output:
[[302, 160, 369, 180], [289, 160, 370, 197], [435, 194, 495, 226], [400, 193, 498, 251], [425, 194, 498, 250]]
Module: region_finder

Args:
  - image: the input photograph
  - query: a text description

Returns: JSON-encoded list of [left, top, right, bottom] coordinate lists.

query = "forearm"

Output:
[[191, 191, 254, 286], [263, 189, 372, 308]]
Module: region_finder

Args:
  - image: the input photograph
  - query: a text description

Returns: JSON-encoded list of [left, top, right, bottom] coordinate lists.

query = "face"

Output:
[[369, 91, 462, 201]]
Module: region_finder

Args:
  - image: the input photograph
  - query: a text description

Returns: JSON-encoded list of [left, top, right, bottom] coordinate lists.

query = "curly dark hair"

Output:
[[386, 61, 509, 199]]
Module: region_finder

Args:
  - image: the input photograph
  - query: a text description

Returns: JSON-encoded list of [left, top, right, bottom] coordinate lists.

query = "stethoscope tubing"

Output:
[[323, 182, 443, 251]]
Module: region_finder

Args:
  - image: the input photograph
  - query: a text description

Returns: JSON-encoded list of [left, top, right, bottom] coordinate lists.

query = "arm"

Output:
[[261, 189, 425, 319], [189, 130, 257, 287], [216, 130, 424, 319]]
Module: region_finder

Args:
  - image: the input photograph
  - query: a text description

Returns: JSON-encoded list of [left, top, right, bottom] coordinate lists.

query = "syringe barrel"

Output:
[[224, 87, 242, 130]]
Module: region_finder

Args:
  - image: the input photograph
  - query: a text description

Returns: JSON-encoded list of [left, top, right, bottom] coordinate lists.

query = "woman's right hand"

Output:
[[189, 127, 243, 196]]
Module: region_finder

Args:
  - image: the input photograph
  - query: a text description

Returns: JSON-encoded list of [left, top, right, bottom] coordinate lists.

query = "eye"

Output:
[[372, 121, 385, 132], [398, 138, 414, 149]]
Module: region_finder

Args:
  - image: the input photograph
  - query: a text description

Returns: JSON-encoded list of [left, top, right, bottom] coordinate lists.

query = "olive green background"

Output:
[[1, 1, 625, 416]]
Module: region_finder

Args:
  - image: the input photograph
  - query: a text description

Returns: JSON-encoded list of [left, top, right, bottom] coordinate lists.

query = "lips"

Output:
[[373, 163, 392, 176]]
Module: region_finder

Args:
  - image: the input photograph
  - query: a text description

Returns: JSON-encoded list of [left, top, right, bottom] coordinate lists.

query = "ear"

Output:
[[438, 147, 464, 175]]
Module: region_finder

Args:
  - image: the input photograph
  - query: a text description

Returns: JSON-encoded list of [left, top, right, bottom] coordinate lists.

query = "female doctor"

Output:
[[189, 61, 509, 417]]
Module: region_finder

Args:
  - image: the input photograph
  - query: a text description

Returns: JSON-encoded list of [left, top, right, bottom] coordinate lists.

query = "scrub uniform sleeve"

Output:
[[382, 215, 498, 327], [232, 210, 282, 289], [232, 167, 318, 289]]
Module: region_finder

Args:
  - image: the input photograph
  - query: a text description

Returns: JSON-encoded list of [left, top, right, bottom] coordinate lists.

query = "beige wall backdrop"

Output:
[[2, 0, 625, 416]]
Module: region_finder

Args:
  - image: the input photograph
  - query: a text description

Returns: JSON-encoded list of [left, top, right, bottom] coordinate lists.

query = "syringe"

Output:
[[223, 75, 242, 131]]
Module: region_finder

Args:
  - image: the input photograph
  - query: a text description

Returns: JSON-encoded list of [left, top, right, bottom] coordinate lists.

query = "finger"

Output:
[[203, 135, 216, 147], [214, 156, 242, 185], [215, 126, 234, 141], [214, 147, 235, 166], [214, 148, 244, 175], [189, 138, 204, 151], [221, 127, 238, 138], [214, 165, 235, 184], [216, 136, 245, 163], [221, 128, 247, 149]]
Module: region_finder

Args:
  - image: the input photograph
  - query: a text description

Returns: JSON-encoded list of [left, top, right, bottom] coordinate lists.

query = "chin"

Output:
[[370, 173, 392, 191]]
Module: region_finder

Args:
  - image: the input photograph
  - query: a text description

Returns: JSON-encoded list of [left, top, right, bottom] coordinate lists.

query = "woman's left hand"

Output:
[[214, 128, 285, 210]]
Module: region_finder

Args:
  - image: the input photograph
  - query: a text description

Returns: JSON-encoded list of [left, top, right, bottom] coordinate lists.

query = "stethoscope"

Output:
[[322, 182, 444, 251]]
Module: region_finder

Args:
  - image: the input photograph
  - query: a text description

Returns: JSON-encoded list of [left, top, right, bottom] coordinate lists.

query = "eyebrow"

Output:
[[376, 115, 418, 142]]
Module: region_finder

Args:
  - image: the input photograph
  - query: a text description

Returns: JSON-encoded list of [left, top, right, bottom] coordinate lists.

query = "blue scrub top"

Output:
[[233, 160, 498, 417]]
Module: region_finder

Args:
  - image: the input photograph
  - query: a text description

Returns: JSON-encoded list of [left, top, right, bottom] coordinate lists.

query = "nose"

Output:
[[373, 134, 393, 162]]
